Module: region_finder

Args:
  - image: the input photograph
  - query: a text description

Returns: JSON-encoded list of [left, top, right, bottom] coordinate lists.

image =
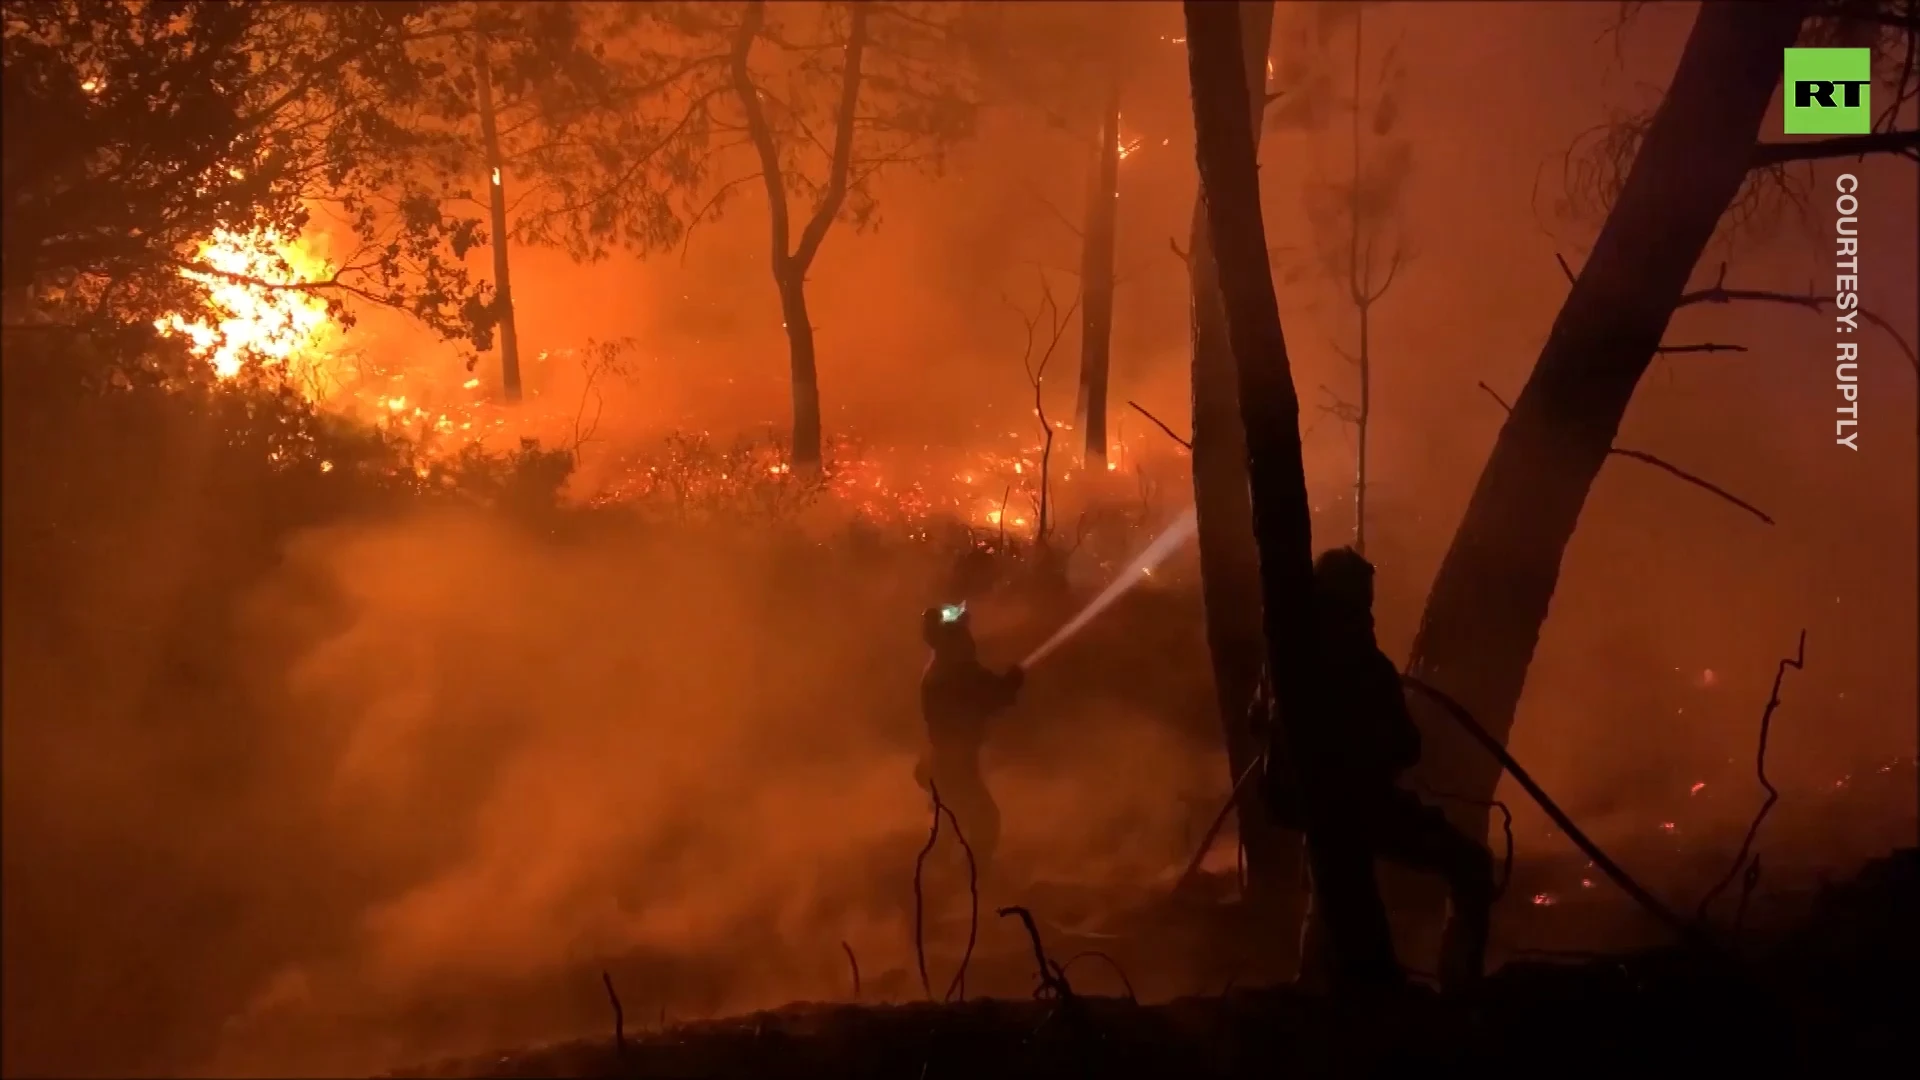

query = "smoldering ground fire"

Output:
[[3, 2, 1916, 1078]]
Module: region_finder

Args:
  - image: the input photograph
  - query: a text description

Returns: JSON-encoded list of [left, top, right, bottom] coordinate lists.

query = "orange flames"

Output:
[[155, 228, 1163, 524], [158, 227, 341, 386]]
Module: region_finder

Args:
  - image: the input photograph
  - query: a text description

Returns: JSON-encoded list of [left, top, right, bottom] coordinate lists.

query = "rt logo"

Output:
[[1784, 48, 1871, 135]]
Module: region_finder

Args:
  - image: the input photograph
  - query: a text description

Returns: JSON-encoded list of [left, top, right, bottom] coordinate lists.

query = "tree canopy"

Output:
[[1, 0, 615, 361]]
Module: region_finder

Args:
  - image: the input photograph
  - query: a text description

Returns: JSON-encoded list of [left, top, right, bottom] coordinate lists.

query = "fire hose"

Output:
[[1169, 675, 1707, 953]]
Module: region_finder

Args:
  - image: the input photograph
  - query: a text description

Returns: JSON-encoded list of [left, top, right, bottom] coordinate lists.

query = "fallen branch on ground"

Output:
[[1696, 630, 1806, 923], [1475, 381, 1775, 525]]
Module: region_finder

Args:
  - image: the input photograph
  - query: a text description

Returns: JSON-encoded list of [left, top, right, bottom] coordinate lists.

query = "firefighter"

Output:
[[918, 602, 1024, 875], [1293, 546, 1495, 992]]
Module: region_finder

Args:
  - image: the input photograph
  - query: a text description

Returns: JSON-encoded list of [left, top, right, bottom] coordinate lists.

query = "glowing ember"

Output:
[[1531, 893, 1557, 907], [1689, 781, 1706, 795]]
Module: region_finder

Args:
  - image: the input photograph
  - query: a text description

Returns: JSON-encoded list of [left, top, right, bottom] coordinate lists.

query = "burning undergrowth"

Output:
[[1, 335, 1224, 1078]]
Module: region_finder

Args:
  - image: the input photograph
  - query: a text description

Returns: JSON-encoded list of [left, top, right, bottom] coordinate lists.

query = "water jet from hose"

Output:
[[1022, 506, 1198, 670]]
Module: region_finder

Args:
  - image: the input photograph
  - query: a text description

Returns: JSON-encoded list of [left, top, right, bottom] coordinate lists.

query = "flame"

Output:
[[157, 228, 339, 382]]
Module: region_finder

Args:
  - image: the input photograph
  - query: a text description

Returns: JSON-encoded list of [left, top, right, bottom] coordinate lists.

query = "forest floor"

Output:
[[391, 845, 1917, 1080]]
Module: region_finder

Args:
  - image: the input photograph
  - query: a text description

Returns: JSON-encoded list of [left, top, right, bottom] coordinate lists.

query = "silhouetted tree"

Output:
[[385, 1, 632, 400], [1183, 0, 1307, 939], [963, 1, 1167, 471], [532, 1, 981, 469], [1073, 76, 1122, 471], [1303, 6, 1410, 552], [1184, 0, 1400, 992], [1406, 0, 1917, 852]]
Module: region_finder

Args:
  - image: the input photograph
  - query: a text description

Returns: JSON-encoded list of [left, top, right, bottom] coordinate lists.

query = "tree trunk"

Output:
[[1354, 307, 1370, 551], [1348, 13, 1370, 553], [731, 0, 865, 471], [1188, 0, 1303, 935], [473, 36, 523, 402], [1405, 1, 1809, 839], [1184, 0, 1400, 991], [776, 263, 824, 469], [1074, 82, 1121, 470]]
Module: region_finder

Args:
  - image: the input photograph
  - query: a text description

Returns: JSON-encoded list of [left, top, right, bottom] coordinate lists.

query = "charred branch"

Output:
[[909, 781, 980, 1004], [601, 971, 627, 1058], [1655, 342, 1748, 355], [1676, 264, 1919, 375], [1696, 630, 1806, 922], [840, 941, 860, 999], [910, 781, 942, 1001], [1006, 276, 1078, 543], [996, 906, 1075, 1002], [1060, 951, 1139, 1003], [937, 796, 981, 1004]]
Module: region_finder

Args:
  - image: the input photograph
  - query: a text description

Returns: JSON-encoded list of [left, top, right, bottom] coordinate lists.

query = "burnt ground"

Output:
[[391, 846, 1917, 1080]]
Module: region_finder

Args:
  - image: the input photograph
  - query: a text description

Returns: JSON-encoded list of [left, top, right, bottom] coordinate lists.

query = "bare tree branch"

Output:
[[1475, 381, 1774, 525], [1604, 449, 1775, 525], [1126, 399, 1192, 450], [1677, 265, 1919, 375], [1749, 129, 1920, 168], [1655, 342, 1748, 355], [1004, 274, 1078, 542], [677, 171, 765, 265], [1019, 177, 1084, 239], [1695, 630, 1806, 923]]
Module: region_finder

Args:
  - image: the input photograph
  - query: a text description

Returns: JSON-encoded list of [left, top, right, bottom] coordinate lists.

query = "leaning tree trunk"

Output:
[[1185, 0, 1401, 991], [473, 35, 523, 402], [1406, 1, 1810, 843], [1189, 0, 1303, 935], [1074, 82, 1121, 470]]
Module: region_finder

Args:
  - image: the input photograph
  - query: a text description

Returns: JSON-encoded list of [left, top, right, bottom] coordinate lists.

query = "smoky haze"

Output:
[[3, 2, 1915, 1078]]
